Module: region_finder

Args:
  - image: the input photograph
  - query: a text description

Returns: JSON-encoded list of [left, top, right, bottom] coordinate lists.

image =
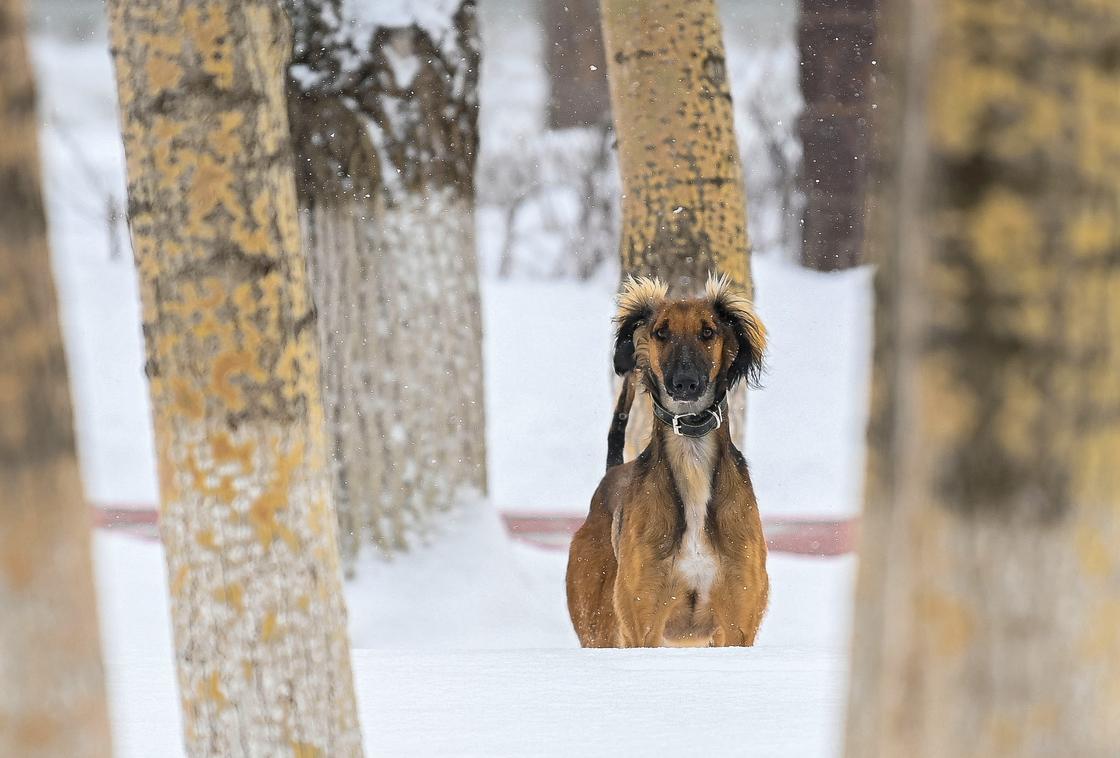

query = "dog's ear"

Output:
[[613, 276, 668, 375], [706, 273, 766, 389]]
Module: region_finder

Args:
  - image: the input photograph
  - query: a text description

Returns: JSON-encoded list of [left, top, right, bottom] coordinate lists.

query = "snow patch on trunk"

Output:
[[344, 0, 462, 54]]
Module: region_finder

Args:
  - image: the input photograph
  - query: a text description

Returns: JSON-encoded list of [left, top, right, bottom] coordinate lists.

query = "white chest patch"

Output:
[[665, 434, 719, 600]]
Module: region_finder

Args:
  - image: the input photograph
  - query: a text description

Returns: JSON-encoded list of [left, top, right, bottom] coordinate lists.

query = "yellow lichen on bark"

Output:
[[847, 0, 1120, 756], [107, 1, 363, 755], [0, 1, 113, 756]]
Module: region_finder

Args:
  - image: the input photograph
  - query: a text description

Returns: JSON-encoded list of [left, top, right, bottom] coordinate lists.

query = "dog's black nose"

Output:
[[669, 369, 703, 399]]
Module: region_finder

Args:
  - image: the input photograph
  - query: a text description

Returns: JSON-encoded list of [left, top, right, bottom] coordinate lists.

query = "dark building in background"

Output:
[[797, 0, 878, 271]]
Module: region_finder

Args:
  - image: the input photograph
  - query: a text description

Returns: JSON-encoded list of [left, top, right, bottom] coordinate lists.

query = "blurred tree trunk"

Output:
[[601, 0, 752, 454], [544, 0, 618, 281], [797, 0, 877, 271], [0, 1, 112, 755], [107, 2, 363, 754], [286, 0, 487, 562], [545, 0, 610, 129], [847, 0, 1120, 755]]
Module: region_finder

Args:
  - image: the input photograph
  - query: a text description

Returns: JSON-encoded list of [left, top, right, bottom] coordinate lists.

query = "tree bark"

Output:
[[600, 0, 753, 454], [847, 0, 1120, 755], [545, 0, 611, 129], [0, 1, 113, 755], [797, 0, 877, 271], [106, 2, 363, 754], [286, 1, 487, 562]]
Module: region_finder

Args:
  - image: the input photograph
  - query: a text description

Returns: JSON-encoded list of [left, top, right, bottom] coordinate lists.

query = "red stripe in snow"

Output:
[[91, 504, 857, 556]]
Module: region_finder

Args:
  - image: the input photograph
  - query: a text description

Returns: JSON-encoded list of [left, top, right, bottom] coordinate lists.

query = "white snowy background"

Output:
[[31, 0, 871, 755]]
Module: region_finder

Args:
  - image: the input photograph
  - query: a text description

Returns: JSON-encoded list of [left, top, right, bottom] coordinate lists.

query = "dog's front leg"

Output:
[[613, 545, 674, 647], [710, 561, 769, 647], [614, 583, 671, 647]]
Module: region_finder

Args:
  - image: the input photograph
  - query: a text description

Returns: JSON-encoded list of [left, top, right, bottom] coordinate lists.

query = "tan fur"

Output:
[[664, 433, 719, 609], [706, 273, 767, 358], [566, 276, 769, 647], [617, 275, 669, 321]]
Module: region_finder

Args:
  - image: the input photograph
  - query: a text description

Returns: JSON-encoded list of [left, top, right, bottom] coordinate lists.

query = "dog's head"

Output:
[[613, 274, 766, 414]]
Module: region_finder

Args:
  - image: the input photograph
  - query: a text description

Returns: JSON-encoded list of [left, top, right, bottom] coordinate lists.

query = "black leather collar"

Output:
[[651, 395, 726, 437]]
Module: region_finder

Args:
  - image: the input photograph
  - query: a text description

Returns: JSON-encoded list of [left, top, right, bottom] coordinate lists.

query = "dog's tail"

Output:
[[606, 372, 638, 470]]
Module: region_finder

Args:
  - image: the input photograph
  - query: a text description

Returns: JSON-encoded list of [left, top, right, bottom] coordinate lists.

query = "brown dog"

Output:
[[566, 274, 769, 647]]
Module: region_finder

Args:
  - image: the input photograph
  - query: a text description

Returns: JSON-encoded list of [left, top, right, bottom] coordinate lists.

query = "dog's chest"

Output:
[[666, 435, 719, 598]]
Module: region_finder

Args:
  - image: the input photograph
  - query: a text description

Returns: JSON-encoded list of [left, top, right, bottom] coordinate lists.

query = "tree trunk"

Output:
[[847, 0, 1120, 755], [545, 0, 611, 129], [286, 1, 487, 562], [600, 0, 753, 454], [106, 2, 363, 754], [0, 1, 113, 755], [797, 0, 877, 271]]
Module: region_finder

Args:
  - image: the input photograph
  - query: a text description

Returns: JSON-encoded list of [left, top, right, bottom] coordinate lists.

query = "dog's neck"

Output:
[[662, 431, 720, 484], [649, 404, 728, 503]]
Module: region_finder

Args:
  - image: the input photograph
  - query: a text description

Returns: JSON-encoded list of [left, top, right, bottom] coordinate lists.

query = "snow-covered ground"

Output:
[[106, 642, 845, 758], [97, 511, 854, 757], [108, 647, 846, 757], [30, 4, 869, 755]]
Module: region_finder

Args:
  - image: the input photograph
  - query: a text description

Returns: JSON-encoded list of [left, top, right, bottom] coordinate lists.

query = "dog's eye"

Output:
[[654, 325, 669, 340], [700, 326, 715, 340]]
